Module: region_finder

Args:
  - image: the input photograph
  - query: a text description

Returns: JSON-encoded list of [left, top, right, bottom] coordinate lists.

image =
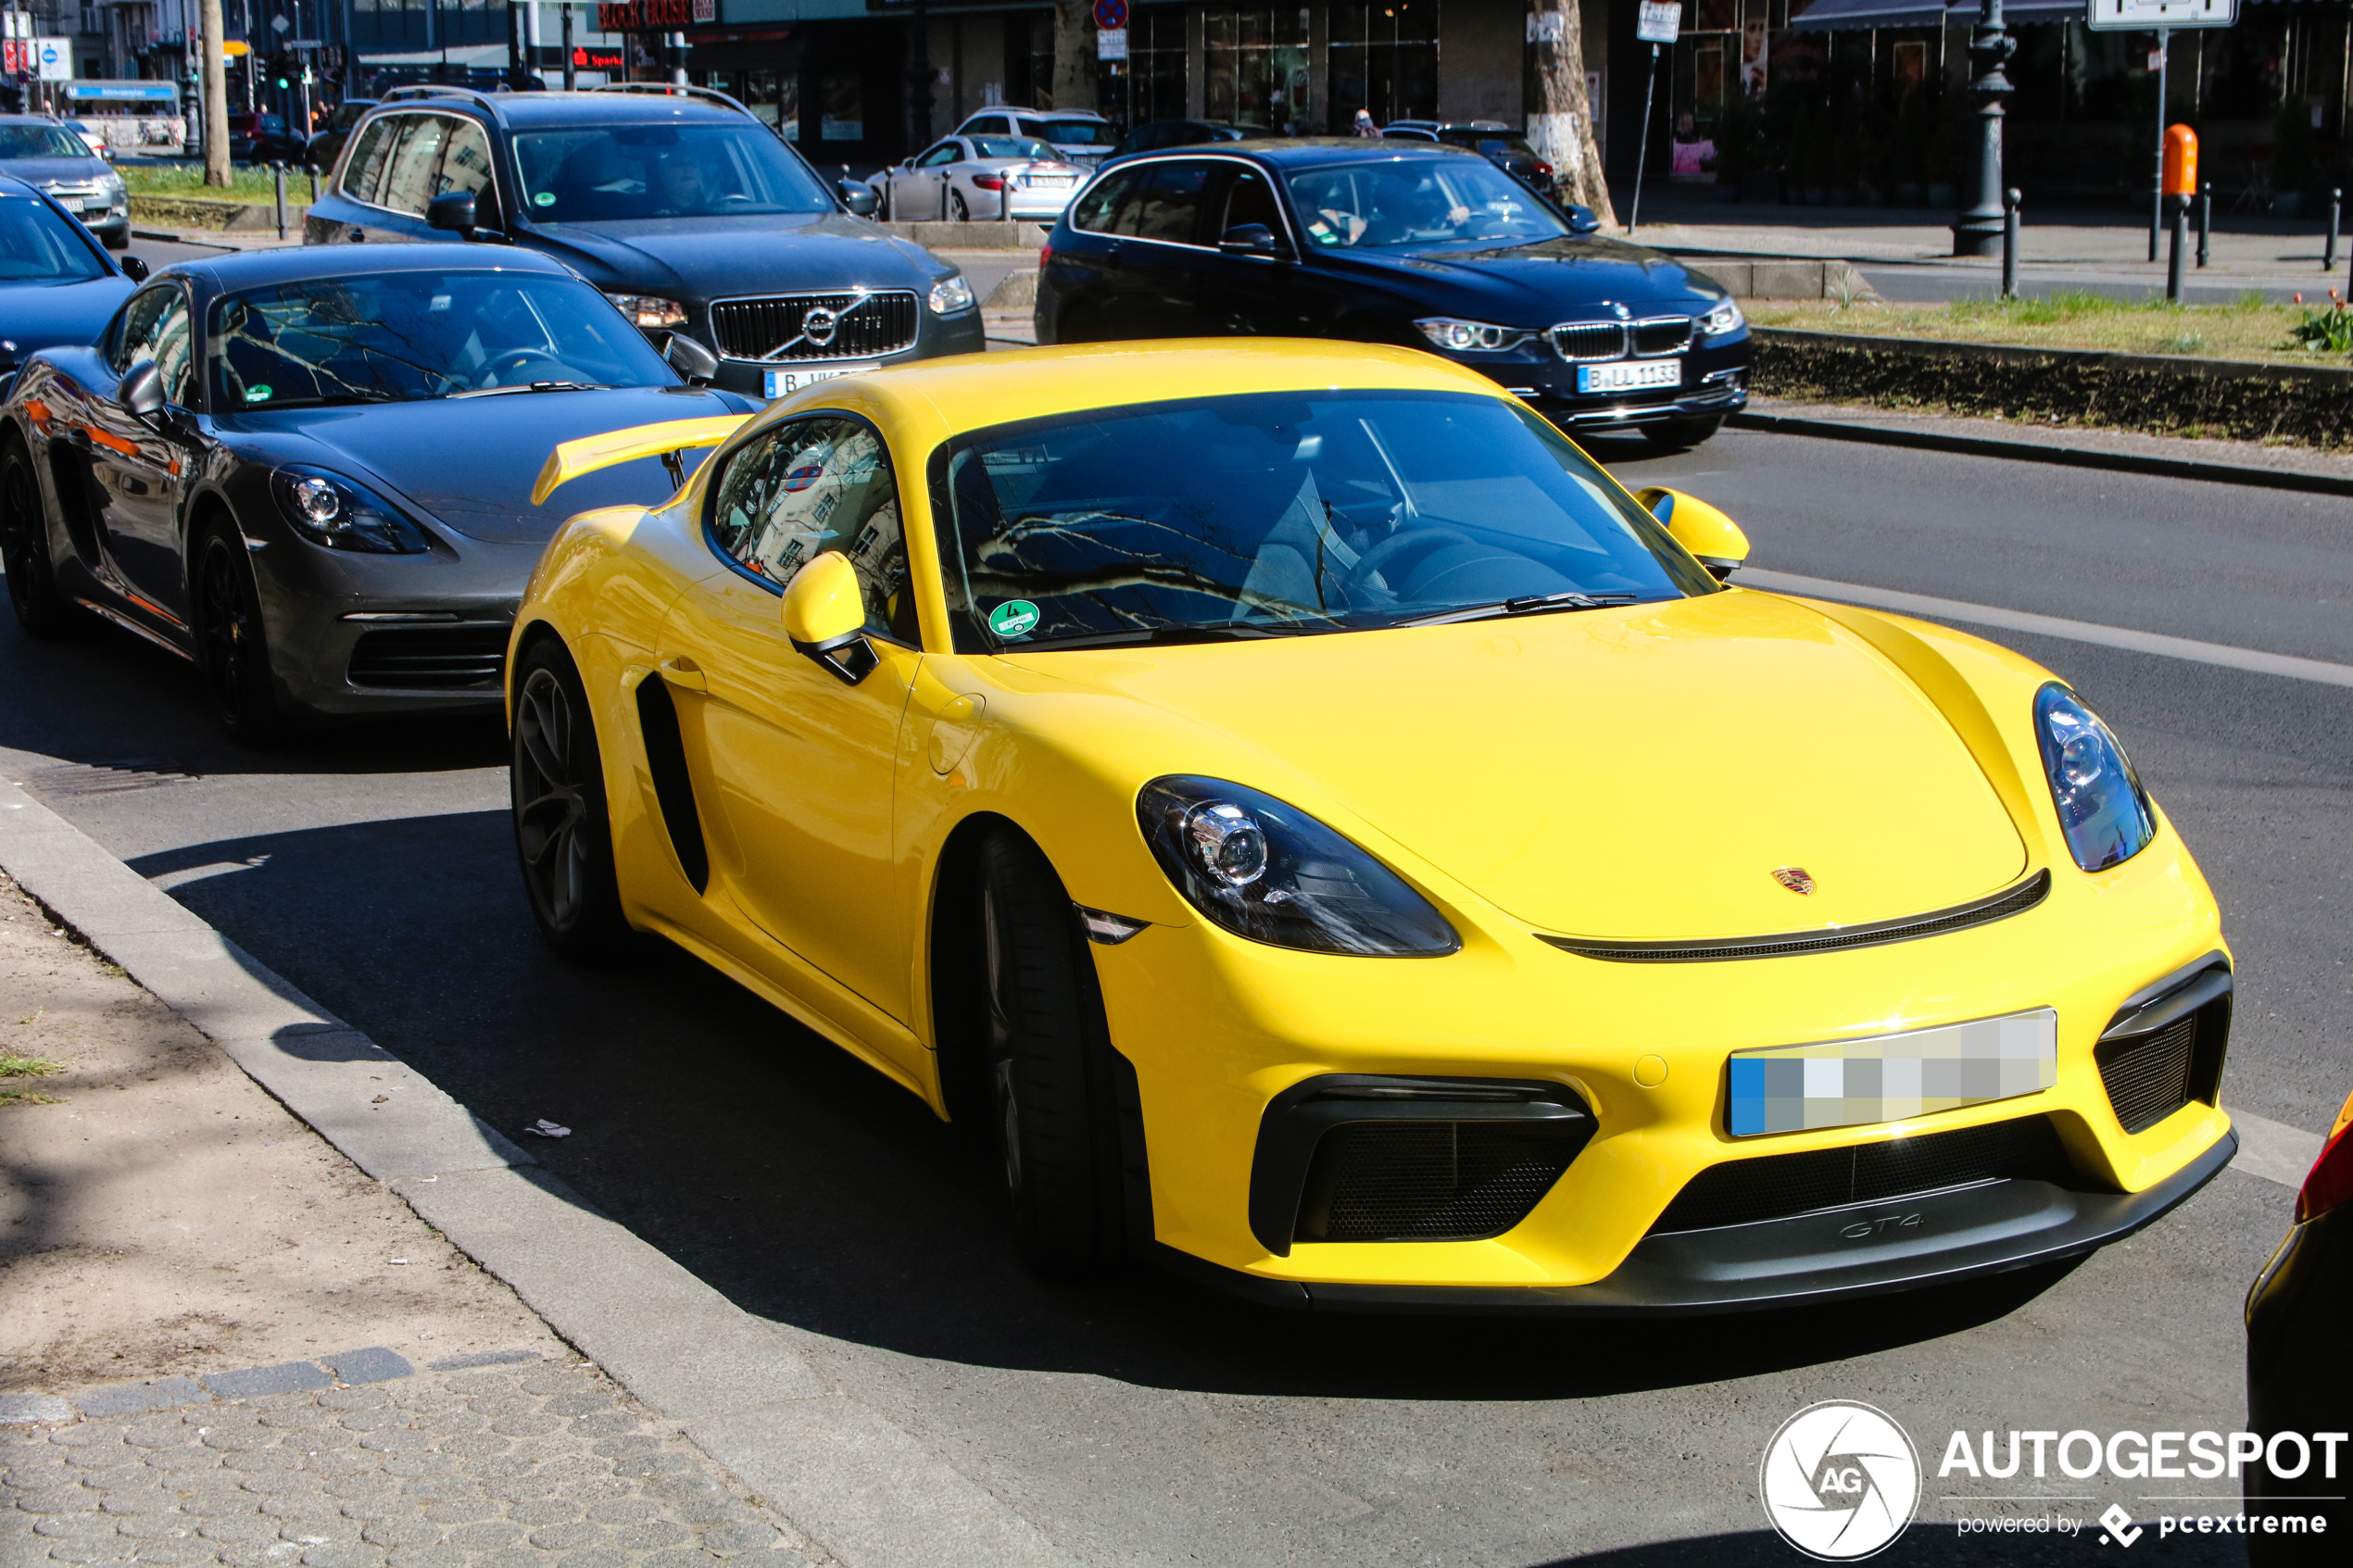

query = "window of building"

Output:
[[1327, 0, 1436, 129], [1205, 7, 1311, 132]]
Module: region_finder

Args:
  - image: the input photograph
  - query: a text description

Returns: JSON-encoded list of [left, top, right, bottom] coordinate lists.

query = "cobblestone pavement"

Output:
[[0, 1360, 834, 1568]]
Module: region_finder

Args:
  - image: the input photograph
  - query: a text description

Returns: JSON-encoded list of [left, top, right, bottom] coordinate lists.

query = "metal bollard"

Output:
[[272, 163, 286, 240], [308, 168, 318, 206], [2166, 196, 2186, 303], [2196, 182, 2210, 269], [2327, 189, 2343, 274], [2001, 188, 2021, 300]]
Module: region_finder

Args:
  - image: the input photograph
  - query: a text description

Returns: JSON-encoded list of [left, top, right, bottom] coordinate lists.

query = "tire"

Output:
[[510, 637, 631, 961], [0, 438, 84, 639], [100, 225, 130, 251], [950, 188, 970, 222], [191, 518, 284, 745], [978, 827, 1131, 1275], [1642, 416, 1723, 452]]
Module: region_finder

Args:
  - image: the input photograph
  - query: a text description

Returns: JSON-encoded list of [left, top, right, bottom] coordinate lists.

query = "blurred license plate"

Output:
[[1026, 175, 1076, 188], [1727, 1008, 2057, 1137], [1578, 359, 1681, 394], [764, 362, 878, 399]]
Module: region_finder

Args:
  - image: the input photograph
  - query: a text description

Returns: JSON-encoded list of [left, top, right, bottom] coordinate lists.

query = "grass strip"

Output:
[[1747, 290, 2353, 366]]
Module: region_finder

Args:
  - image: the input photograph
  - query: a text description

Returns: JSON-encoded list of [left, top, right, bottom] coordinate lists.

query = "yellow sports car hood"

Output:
[[1014, 589, 2030, 941]]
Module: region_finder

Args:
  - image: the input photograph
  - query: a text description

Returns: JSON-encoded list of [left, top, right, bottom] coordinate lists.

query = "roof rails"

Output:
[[585, 82, 761, 121], [379, 83, 510, 120]]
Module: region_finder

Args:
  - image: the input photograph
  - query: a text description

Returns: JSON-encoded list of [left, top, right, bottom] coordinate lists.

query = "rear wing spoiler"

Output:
[[531, 415, 750, 508]]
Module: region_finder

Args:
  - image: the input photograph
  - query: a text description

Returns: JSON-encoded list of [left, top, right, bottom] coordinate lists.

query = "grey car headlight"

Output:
[[1138, 776, 1460, 957], [927, 274, 976, 315], [1697, 297, 1745, 337], [271, 465, 431, 555], [604, 294, 689, 331], [1415, 318, 1533, 353]]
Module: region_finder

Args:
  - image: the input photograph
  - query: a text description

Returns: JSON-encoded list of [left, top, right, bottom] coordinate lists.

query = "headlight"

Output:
[[603, 294, 689, 331], [927, 274, 975, 315], [1414, 317, 1530, 353], [1697, 296, 1745, 337], [2033, 684, 2156, 872], [1138, 776, 1460, 956], [270, 465, 430, 555]]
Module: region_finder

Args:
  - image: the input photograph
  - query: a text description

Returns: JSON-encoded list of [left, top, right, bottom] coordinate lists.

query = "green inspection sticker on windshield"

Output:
[[534, 191, 556, 207], [245, 385, 271, 402], [988, 599, 1039, 639]]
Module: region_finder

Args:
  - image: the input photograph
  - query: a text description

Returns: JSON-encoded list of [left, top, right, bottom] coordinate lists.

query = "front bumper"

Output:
[[706, 308, 988, 400], [1463, 330, 1753, 431]]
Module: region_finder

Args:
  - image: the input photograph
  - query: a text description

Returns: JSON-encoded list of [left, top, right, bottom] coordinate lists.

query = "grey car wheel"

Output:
[[510, 638, 629, 960]]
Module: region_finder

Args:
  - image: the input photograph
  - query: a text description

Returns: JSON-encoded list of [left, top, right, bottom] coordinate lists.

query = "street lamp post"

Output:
[[1951, 0, 2015, 257]]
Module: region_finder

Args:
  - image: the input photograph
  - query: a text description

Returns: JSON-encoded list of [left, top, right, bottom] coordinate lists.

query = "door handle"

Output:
[[659, 655, 706, 692]]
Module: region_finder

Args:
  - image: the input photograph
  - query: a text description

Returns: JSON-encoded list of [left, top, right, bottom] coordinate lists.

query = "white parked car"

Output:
[[881, 134, 1084, 222], [63, 119, 110, 160], [949, 107, 1120, 169]]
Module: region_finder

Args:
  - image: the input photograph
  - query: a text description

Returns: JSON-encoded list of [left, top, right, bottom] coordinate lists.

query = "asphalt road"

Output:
[[4, 429, 2347, 1566]]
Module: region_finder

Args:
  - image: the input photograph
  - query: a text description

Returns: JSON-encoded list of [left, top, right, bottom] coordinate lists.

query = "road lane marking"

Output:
[[1743, 569, 2353, 689]]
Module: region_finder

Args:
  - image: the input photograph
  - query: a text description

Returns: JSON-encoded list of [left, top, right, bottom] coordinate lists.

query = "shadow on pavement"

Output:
[[136, 807, 2090, 1403]]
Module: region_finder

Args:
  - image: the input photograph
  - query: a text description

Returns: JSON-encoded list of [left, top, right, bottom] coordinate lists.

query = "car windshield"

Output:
[[207, 269, 674, 408], [932, 390, 1714, 651], [0, 193, 106, 282], [0, 124, 94, 159], [511, 122, 831, 221], [1021, 117, 1116, 146], [973, 136, 1055, 160], [1285, 158, 1568, 248]]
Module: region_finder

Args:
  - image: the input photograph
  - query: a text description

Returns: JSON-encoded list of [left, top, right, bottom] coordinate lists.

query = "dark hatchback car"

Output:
[[0, 245, 752, 739], [1038, 141, 1749, 447], [1383, 120, 1558, 201], [2244, 1084, 2352, 1563], [305, 84, 984, 400], [0, 174, 145, 395]]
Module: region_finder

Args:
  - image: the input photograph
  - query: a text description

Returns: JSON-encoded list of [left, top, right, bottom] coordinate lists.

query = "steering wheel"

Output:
[[482, 348, 571, 387], [1343, 525, 1477, 594]]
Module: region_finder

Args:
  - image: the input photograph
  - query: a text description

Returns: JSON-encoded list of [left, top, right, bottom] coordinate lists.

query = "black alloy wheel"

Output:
[[1642, 416, 1724, 452], [510, 639, 629, 960], [0, 440, 82, 638], [193, 521, 283, 744], [978, 826, 1131, 1275]]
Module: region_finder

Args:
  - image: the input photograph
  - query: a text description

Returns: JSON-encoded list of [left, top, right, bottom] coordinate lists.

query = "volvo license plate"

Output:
[[764, 362, 879, 399], [1726, 1008, 2057, 1136], [1578, 359, 1682, 394]]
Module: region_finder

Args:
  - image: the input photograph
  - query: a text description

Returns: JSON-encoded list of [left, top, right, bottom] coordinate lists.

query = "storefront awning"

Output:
[[1789, 0, 2099, 30]]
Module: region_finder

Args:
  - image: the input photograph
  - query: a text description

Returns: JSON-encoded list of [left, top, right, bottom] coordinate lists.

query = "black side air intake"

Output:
[[634, 672, 709, 895]]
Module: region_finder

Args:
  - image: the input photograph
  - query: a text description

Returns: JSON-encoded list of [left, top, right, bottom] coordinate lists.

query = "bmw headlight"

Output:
[[927, 274, 976, 315], [270, 465, 430, 555], [1697, 296, 1745, 337], [1138, 776, 1460, 956], [2033, 684, 2156, 872], [1414, 317, 1530, 353], [603, 294, 689, 331]]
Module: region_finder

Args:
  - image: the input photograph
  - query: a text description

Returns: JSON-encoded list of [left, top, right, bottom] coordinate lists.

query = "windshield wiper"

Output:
[[447, 381, 605, 399], [1397, 591, 1642, 629], [1019, 620, 1329, 650]]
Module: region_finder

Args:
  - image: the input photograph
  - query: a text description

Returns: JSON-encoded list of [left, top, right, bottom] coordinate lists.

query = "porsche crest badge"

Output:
[[1771, 867, 1817, 896]]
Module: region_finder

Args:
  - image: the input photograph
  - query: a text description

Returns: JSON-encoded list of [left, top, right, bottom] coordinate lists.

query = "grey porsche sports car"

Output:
[[0, 243, 752, 740]]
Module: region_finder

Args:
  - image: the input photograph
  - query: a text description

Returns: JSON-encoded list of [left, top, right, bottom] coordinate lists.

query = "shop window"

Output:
[[1327, 0, 1435, 130], [1101, 5, 1188, 130], [1206, 7, 1311, 132], [819, 74, 864, 142]]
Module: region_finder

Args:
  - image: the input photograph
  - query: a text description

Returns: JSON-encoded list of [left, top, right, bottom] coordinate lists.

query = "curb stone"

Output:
[[0, 774, 1073, 1568]]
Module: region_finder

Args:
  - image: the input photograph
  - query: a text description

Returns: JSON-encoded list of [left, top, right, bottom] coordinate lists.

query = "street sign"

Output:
[[1097, 25, 1127, 60], [223, 39, 250, 55], [1093, 0, 1127, 31], [1636, 2, 1683, 44], [2086, 0, 2235, 31], [37, 38, 69, 81]]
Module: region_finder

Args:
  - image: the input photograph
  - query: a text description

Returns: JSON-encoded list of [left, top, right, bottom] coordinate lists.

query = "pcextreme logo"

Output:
[[1758, 1400, 1922, 1561]]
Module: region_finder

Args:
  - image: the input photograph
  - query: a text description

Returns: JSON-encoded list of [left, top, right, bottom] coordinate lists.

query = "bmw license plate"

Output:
[[1726, 1008, 2057, 1137], [1577, 359, 1682, 395], [763, 362, 879, 400]]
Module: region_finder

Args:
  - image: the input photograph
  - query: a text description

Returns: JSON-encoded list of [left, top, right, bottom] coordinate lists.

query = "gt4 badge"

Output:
[[1771, 866, 1817, 896]]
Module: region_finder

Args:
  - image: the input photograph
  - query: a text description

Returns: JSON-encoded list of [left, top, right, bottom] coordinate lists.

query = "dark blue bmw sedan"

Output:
[[1036, 141, 1750, 448]]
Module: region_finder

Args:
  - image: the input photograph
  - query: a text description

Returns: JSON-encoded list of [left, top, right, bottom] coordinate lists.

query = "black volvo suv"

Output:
[[306, 84, 985, 400], [1037, 141, 1750, 447]]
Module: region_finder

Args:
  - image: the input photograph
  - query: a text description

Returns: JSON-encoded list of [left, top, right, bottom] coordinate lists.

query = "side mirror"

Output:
[[118, 358, 166, 421], [837, 179, 879, 217], [425, 190, 477, 234], [663, 332, 719, 384], [781, 551, 877, 685], [118, 255, 149, 282], [1219, 221, 1281, 257], [1564, 204, 1602, 233], [1635, 486, 1749, 581]]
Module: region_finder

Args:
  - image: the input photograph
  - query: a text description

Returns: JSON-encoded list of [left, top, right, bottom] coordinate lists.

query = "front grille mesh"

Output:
[[1632, 316, 1694, 356], [1297, 1122, 1579, 1242], [709, 291, 920, 362], [347, 626, 508, 690], [1550, 321, 1627, 362], [2096, 1016, 2207, 1135], [1650, 1114, 2075, 1235]]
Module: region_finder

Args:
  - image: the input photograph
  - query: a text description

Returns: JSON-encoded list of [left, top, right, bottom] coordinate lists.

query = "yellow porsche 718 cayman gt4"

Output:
[[509, 340, 2234, 1311]]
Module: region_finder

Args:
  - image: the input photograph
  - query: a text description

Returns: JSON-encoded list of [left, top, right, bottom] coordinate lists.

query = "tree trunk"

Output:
[[1051, 0, 1091, 113], [1526, 1, 1617, 228], [200, 0, 231, 188]]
